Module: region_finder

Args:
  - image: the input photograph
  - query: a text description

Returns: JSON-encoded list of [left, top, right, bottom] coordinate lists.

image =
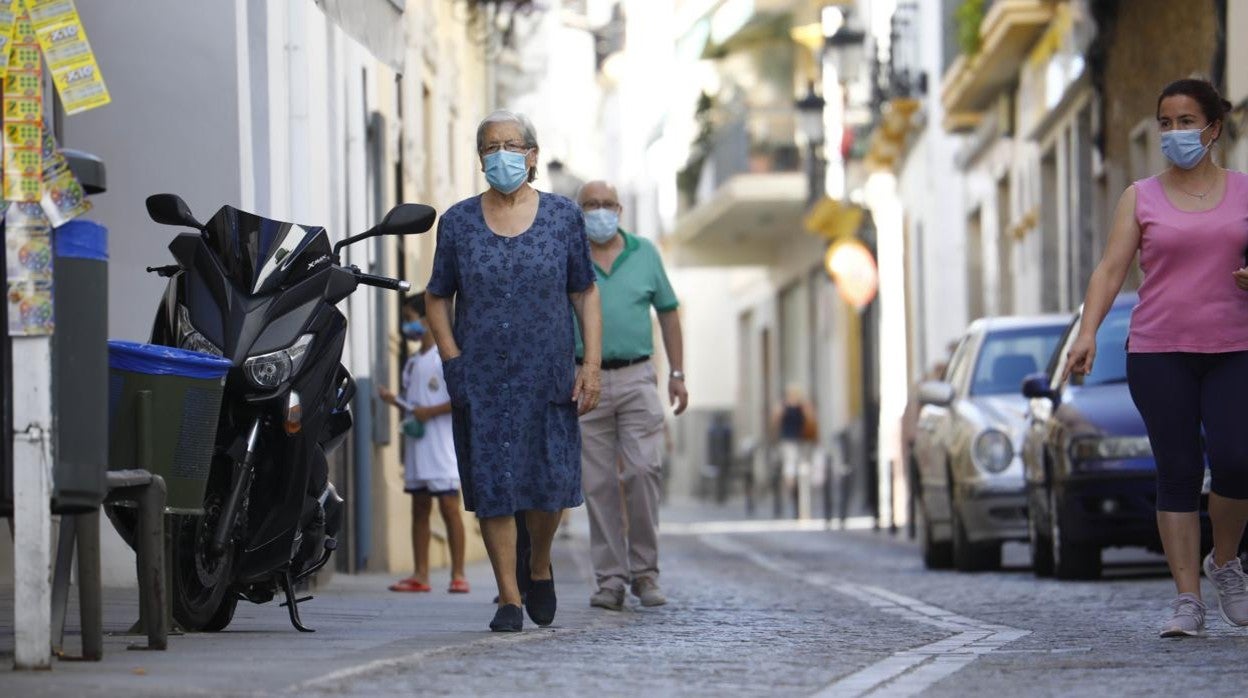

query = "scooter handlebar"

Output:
[[352, 269, 410, 293]]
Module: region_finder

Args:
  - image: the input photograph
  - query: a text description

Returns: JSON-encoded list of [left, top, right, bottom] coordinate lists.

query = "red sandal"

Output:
[[448, 578, 471, 594], [389, 578, 432, 592]]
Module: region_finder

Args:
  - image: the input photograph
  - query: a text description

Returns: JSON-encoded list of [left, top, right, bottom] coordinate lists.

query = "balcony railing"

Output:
[[941, 0, 1055, 131], [679, 106, 802, 211]]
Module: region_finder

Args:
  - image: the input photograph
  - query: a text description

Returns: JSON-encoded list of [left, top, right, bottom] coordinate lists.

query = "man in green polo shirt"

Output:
[[576, 180, 688, 611]]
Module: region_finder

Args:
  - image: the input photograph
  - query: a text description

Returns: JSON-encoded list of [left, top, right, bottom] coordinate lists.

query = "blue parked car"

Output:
[[1020, 293, 1212, 579]]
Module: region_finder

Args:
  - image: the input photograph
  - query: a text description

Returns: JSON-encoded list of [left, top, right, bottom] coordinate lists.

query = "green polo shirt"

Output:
[[576, 229, 679, 361]]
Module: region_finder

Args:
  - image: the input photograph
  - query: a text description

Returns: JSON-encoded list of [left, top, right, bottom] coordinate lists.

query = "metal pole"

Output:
[[133, 391, 171, 646], [0, 216, 12, 516], [887, 459, 898, 534], [76, 510, 102, 660], [50, 514, 76, 654], [807, 142, 820, 207], [12, 337, 54, 669], [139, 476, 168, 650]]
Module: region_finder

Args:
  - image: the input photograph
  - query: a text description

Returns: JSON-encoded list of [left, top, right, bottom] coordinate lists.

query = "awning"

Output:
[[315, 0, 406, 73]]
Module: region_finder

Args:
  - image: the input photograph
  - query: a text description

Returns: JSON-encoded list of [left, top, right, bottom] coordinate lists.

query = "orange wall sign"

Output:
[[824, 239, 878, 310]]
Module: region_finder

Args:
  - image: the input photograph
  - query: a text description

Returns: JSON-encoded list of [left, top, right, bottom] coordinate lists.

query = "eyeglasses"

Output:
[[480, 141, 531, 155], [580, 199, 620, 212]]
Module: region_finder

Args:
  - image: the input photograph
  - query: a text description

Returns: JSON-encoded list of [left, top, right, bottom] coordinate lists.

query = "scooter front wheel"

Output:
[[171, 501, 235, 630], [202, 595, 238, 632]]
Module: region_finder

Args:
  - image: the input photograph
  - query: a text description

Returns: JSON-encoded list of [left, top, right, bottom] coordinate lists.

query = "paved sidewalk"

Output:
[[0, 541, 601, 697]]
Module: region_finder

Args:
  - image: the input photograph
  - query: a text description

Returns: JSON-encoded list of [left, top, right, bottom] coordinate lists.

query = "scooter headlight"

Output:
[[244, 334, 314, 388], [177, 305, 223, 357]]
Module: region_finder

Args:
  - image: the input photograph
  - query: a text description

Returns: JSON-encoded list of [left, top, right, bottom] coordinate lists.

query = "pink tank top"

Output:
[[1130, 171, 1248, 353]]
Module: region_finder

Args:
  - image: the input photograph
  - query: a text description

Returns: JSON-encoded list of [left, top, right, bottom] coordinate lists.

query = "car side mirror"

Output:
[[146, 193, 203, 229], [1021, 372, 1056, 401], [917, 381, 955, 407]]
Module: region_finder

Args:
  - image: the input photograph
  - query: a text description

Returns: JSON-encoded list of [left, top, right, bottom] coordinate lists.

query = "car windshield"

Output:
[[970, 325, 1066, 396], [1078, 305, 1131, 387]]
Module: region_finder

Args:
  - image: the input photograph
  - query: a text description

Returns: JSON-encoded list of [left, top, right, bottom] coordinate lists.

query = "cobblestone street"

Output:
[[4, 501, 1244, 696]]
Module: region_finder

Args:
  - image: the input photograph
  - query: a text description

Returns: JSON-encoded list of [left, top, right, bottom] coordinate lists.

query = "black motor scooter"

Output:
[[108, 193, 434, 632]]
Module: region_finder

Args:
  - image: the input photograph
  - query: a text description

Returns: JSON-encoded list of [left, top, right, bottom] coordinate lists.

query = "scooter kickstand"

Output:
[[280, 572, 315, 633]]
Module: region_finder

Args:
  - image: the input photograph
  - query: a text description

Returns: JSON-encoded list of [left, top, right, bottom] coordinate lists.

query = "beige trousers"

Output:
[[580, 361, 666, 593]]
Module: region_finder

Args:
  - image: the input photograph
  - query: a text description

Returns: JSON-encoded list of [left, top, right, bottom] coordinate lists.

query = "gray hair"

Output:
[[476, 110, 539, 183]]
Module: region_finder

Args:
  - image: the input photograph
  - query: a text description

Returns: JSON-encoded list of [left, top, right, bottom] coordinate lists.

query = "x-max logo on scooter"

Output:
[[306, 254, 330, 271]]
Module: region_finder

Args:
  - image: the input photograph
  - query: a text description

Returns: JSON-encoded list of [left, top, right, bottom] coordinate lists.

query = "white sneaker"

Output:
[[1160, 593, 1206, 638], [1202, 552, 1248, 626]]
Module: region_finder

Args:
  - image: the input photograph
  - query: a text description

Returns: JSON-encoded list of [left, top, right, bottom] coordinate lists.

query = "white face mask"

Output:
[[583, 209, 619, 243]]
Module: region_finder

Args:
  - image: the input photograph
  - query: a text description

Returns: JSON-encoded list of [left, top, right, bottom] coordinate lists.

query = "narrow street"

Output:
[[3, 502, 1237, 697]]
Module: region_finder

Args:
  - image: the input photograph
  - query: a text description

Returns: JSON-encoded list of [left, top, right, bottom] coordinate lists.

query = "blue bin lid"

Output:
[[55, 219, 108, 261], [107, 340, 233, 379]]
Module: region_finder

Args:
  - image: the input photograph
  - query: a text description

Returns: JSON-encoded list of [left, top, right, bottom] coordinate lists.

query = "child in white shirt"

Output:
[[379, 293, 469, 593]]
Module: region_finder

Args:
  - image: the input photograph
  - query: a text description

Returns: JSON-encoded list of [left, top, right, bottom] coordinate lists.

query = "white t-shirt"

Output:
[[396, 347, 459, 491]]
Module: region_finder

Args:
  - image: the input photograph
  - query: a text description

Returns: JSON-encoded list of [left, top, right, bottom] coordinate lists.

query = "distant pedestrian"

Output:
[[772, 384, 817, 519], [425, 110, 603, 632], [378, 293, 469, 595], [575, 180, 687, 611], [1065, 78, 1248, 638]]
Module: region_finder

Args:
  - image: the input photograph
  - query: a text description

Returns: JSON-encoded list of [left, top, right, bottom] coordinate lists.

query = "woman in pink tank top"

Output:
[[1067, 79, 1248, 639]]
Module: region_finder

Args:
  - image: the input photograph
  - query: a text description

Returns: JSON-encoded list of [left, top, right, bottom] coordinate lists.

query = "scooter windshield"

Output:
[[202, 206, 333, 295]]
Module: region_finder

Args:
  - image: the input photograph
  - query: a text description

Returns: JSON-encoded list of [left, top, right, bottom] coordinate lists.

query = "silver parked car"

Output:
[[912, 315, 1068, 572]]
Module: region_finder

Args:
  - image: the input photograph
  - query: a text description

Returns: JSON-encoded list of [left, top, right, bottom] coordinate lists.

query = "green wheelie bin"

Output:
[[106, 340, 232, 513]]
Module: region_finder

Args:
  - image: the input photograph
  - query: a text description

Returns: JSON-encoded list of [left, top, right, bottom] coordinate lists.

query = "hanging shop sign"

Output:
[[824, 238, 878, 310]]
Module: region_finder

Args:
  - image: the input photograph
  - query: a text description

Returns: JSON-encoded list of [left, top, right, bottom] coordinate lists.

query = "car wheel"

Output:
[[1050, 488, 1101, 580], [918, 485, 953, 570], [1029, 488, 1054, 577], [952, 492, 1002, 572]]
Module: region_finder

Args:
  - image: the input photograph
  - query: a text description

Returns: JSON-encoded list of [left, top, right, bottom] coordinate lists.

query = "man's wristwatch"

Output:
[[669, 369, 685, 381]]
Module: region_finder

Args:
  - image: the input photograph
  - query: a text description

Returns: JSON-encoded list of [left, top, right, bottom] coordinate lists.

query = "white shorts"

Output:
[[405, 477, 460, 495]]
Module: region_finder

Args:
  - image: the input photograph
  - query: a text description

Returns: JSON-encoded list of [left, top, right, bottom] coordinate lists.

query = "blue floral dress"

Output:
[[426, 192, 596, 517]]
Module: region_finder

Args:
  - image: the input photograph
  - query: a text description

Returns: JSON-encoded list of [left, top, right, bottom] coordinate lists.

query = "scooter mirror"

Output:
[[332, 203, 438, 261], [377, 203, 436, 236], [146, 193, 204, 229]]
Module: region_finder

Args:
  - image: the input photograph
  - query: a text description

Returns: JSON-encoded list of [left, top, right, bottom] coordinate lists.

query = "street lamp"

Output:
[[824, 11, 866, 84], [795, 81, 826, 205], [820, 9, 866, 200]]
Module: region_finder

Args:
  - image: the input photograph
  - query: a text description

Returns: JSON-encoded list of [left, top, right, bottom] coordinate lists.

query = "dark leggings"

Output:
[[1127, 351, 1248, 511]]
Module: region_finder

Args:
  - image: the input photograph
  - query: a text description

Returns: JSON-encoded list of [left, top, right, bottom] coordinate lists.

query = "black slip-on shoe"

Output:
[[525, 568, 557, 627], [492, 593, 526, 604], [490, 604, 523, 632]]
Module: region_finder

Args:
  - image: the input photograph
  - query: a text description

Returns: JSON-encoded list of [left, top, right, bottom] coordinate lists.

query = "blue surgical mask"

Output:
[[583, 209, 619, 243], [401, 320, 424, 339], [1161, 123, 1212, 170], [483, 150, 530, 194]]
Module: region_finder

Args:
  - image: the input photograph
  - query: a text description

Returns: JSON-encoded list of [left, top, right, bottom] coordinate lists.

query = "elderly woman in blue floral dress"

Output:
[[425, 110, 603, 632]]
